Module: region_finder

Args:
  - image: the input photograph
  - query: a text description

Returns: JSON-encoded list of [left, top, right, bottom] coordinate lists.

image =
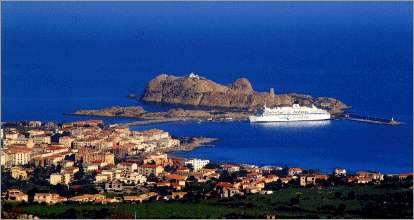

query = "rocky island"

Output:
[[141, 73, 348, 113]]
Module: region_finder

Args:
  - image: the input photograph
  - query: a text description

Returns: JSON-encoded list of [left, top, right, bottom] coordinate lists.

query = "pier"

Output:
[[333, 113, 403, 125]]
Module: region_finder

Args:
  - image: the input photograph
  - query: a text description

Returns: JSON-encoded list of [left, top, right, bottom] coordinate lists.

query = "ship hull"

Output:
[[249, 114, 331, 122]]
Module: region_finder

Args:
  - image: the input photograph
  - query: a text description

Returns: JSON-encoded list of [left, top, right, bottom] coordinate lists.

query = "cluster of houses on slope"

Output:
[[4, 150, 413, 204], [2, 120, 181, 186], [2, 120, 180, 168]]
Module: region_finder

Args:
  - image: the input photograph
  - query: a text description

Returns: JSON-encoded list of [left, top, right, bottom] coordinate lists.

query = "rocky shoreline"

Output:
[[173, 137, 219, 152], [136, 137, 219, 159]]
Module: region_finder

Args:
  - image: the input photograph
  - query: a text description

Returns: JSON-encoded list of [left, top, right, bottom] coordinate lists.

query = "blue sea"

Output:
[[2, 2, 413, 173]]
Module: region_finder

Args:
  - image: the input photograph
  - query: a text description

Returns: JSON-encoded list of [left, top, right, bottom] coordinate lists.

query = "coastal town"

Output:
[[1, 119, 412, 218]]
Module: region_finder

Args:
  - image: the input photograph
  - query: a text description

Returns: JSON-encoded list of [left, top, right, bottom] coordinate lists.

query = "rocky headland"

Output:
[[141, 73, 348, 113]]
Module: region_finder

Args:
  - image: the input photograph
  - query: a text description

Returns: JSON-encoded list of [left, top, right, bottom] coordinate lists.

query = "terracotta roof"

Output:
[[5, 147, 32, 154], [216, 182, 233, 188], [7, 144, 28, 148], [222, 164, 239, 168], [157, 181, 171, 186], [120, 162, 136, 166], [165, 174, 187, 181], [45, 154, 65, 159], [142, 164, 161, 169], [289, 168, 303, 171], [46, 145, 67, 151]]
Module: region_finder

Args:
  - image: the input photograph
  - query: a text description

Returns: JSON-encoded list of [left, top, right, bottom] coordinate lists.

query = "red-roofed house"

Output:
[[221, 164, 240, 173], [216, 182, 234, 189], [138, 164, 164, 177], [288, 168, 303, 176]]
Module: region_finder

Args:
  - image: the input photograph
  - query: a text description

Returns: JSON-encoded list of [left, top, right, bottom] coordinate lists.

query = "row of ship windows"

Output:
[[262, 112, 328, 115]]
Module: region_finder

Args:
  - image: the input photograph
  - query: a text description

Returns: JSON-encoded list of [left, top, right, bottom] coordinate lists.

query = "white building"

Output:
[[86, 164, 99, 172], [62, 160, 75, 168], [28, 121, 42, 127], [95, 174, 110, 183], [1, 151, 6, 166], [334, 168, 347, 177], [188, 72, 200, 79], [5, 132, 19, 140], [50, 173, 63, 185], [185, 158, 210, 171], [3, 147, 31, 167]]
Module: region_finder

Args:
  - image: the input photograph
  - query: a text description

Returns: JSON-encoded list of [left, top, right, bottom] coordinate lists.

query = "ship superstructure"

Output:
[[249, 104, 331, 122]]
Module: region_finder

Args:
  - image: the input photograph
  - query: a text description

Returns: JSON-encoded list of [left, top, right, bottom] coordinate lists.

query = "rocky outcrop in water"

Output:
[[74, 106, 145, 118], [141, 73, 348, 113]]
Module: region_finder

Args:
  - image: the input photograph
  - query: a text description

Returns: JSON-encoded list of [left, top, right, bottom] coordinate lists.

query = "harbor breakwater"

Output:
[[332, 113, 403, 125]]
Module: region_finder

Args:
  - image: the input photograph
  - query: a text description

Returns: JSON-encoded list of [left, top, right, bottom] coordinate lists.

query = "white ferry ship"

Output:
[[249, 104, 331, 122]]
